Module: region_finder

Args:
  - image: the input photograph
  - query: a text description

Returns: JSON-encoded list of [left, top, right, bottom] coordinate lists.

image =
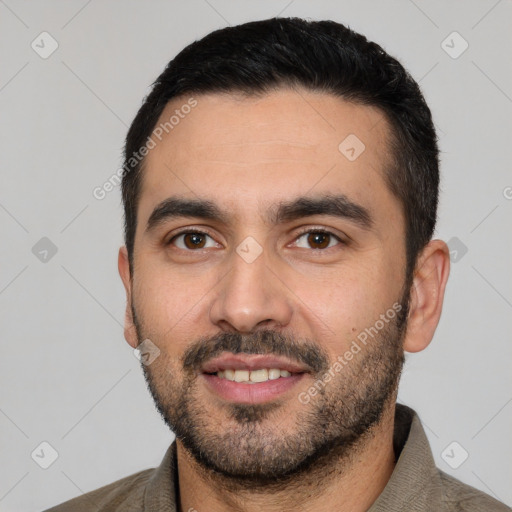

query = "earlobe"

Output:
[[118, 246, 139, 349], [402, 239, 450, 353], [123, 307, 139, 349]]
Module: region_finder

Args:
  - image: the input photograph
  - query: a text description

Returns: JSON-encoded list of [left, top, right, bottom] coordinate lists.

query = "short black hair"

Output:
[[121, 17, 439, 284]]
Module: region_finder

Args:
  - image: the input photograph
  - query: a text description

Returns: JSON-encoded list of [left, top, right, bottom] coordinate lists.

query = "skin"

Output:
[[118, 88, 450, 512]]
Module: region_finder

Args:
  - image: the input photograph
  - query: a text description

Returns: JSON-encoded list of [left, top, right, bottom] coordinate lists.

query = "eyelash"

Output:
[[293, 227, 344, 250], [167, 227, 345, 251]]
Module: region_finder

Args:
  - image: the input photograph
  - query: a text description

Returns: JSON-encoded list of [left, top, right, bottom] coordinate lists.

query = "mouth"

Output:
[[212, 367, 294, 383], [199, 353, 308, 404]]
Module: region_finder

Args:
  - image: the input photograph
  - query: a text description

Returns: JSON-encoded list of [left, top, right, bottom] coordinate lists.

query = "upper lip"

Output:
[[200, 353, 308, 374]]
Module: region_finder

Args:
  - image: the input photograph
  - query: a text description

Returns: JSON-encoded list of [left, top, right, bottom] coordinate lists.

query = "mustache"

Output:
[[181, 329, 330, 375]]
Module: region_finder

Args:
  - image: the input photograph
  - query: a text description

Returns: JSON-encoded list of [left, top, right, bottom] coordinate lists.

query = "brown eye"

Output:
[[294, 230, 341, 250], [307, 232, 331, 249], [169, 231, 218, 250], [183, 233, 206, 249]]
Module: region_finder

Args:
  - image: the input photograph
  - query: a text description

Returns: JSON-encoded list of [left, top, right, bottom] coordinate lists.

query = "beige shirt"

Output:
[[46, 404, 510, 511]]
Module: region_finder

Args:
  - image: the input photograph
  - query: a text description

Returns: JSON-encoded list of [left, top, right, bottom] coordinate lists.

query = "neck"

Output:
[[176, 402, 397, 512]]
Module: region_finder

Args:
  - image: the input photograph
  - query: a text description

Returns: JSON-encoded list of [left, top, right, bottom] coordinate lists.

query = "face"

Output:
[[122, 89, 410, 484]]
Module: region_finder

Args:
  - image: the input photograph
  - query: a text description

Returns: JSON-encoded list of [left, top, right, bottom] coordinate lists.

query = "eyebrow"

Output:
[[145, 194, 373, 233]]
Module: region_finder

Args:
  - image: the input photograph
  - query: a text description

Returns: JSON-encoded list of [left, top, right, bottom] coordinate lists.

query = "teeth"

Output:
[[250, 369, 268, 382], [215, 368, 295, 383], [234, 370, 249, 382], [268, 368, 281, 380]]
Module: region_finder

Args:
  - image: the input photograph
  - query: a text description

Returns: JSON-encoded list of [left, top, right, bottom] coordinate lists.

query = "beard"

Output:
[[132, 292, 409, 489]]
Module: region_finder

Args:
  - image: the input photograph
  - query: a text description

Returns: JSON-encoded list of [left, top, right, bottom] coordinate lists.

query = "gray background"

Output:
[[1, 1, 511, 510]]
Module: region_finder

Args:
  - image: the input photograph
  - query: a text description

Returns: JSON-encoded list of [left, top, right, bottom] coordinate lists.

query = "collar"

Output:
[[368, 404, 443, 511], [143, 404, 441, 511]]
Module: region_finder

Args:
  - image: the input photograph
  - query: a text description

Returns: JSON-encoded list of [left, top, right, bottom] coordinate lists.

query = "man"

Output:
[[47, 17, 509, 512]]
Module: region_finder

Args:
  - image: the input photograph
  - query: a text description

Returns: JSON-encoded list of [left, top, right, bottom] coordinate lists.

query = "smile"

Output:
[[199, 353, 308, 403], [212, 368, 293, 383]]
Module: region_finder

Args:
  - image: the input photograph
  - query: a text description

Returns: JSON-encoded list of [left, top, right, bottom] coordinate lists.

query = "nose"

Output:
[[209, 247, 294, 333]]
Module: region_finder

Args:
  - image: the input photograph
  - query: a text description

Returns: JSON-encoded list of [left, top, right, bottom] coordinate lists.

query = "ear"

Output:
[[118, 246, 139, 349], [403, 239, 450, 353]]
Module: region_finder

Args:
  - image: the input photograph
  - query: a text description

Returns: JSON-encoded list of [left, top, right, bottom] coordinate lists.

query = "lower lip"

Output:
[[201, 373, 305, 404]]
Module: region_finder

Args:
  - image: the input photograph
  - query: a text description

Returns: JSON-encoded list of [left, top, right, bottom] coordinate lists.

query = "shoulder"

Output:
[[44, 467, 154, 512], [439, 470, 511, 511]]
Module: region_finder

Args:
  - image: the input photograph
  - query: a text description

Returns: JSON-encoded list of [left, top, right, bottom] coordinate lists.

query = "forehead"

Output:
[[138, 88, 399, 227]]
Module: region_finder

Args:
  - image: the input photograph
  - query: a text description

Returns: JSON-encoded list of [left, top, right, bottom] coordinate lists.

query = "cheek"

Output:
[[285, 269, 370, 341], [288, 259, 398, 352], [133, 266, 215, 345]]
